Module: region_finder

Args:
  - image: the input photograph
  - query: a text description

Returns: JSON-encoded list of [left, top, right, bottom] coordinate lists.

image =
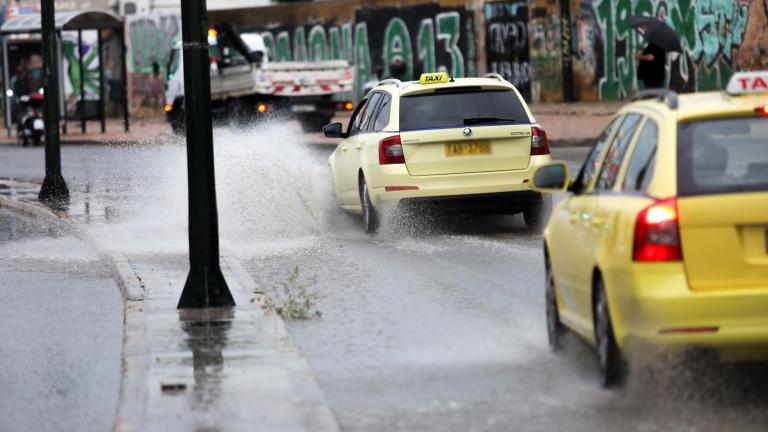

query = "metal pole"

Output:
[[38, 0, 69, 205], [177, 0, 234, 308], [2, 36, 10, 138], [119, 29, 128, 132], [559, 0, 574, 102], [78, 29, 85, 133], [59, 31, 67, 135], [97, 29, 105, 133]]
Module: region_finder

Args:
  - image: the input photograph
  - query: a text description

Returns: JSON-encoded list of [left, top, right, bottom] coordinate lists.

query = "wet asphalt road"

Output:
[[0, 208, 123, 432], [1, 122, 767, 431]]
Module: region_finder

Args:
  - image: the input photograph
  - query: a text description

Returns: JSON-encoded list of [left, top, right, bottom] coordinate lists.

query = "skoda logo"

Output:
[[463, 127, 472, 137]]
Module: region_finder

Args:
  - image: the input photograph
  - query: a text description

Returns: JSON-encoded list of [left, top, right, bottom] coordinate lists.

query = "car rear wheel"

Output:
[[523, 194, 551, 233], [545, 254, 564, 352], [594, 278, 626, 387], [359, 178, 379, 234]]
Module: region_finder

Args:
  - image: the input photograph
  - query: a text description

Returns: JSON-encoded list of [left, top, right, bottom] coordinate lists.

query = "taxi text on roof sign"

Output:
[[419, 72, 449, 84], [726, 71, 768, 95]]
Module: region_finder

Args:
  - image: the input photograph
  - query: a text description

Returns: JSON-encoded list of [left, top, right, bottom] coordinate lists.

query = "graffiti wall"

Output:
[[126, 14, 181, 107], [586, 0, 768, 100], [529, 0, 564, 101], [255, 4, 475, 99], [355, 5, 476, 87], [484, 0, 532, 101]]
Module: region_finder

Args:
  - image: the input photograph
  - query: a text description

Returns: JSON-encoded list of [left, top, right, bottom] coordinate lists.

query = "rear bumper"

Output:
[[607, 266, 768, 361], [367, 154, 551, 209]]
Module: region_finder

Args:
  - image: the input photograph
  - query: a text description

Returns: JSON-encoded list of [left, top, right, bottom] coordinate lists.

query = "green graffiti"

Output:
[[63, 40, 101, 100], [329, 27, 342, 60], [383, 17, 413, 81], [276, 31, 291, 62], [308, 25, 329, 61], [354, 23, 372, 99], [261, 32, 276, 62], [464, 14, 476, 77], [342, 23, 354, 62], [436, 12, 464, 78], [594, 0, 751, 100], [293, 27, 307, 61], [417, 19, 436, 73]]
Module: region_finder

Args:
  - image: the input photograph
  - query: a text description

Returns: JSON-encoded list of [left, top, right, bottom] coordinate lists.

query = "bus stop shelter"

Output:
[[1, 10, 128, 137]]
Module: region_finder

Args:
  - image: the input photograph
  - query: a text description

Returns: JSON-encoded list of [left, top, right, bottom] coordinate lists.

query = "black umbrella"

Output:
[[629, 16, 682, 52]]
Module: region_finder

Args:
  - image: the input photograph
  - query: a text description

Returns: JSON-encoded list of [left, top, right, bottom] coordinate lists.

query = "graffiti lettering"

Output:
[[417, 19, 436, 73], [436, 12, 464, 78], [383, 18, 414, 80], [487, 1, 531, 100]]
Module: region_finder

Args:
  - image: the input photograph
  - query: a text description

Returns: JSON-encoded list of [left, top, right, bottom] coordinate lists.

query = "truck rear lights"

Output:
[[164, 104, 173, 113], [379, 135, 405, 164], [384, 186, 418, 192], [257, 103, 268, 113], [334, 101, 355, 111], [633, 198, 682, 262], [531, 127, 550, 155]]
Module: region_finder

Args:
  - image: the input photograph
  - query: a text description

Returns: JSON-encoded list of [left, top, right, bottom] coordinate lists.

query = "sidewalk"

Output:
[[0, 180, 340, 432], [0, 117, 174, 146]]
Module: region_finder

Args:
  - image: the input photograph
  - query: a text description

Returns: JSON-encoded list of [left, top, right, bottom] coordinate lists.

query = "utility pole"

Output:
[[38, 0, 69, 205], [177, 0, 234, 309]]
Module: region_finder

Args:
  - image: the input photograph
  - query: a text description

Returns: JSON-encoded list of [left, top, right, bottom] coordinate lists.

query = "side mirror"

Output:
[[323, 122, 345, 138], [531, 162, 571, 193]]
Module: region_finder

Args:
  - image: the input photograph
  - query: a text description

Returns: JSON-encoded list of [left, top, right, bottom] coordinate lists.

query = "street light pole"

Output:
[[177, 0, 234, 309], [38, 0, 69, 205]]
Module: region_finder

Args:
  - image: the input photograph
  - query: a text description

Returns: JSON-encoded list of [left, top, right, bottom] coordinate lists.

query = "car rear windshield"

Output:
[[677, 116, 768, 196], [399, 89, 529, 131]]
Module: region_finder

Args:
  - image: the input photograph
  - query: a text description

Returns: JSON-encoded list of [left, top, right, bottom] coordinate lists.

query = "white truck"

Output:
[[164, 24, 354, 132]]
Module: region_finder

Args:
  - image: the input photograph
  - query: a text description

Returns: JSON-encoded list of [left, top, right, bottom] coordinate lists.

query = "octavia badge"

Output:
[[463, 127, 472, 137]]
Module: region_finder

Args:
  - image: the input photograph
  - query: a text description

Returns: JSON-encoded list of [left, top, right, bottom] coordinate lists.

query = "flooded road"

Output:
[[1, 122, 767, 431]]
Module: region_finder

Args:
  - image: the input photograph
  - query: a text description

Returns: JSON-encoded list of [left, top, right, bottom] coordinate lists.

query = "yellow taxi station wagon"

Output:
[[531, 71, 768, 387], [324, 72, 552, 233]]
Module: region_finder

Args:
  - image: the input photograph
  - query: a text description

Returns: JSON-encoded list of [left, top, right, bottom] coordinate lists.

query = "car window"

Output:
[[372, 94, 392, 131], [623, 119, 659, 191], [677, 116, 768, 196], [361, 92, 383, 132], [573, 116, 623, 193], [348, 98, 370, 135], [595, 114, 642, 191], [399, 89, 529, 131]]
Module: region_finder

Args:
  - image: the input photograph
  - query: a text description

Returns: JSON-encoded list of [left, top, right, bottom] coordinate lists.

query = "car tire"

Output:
[[545, 253, 565, 352], [594, 278, 626, 387], [524, 194, 551, 233], [359, 177, 379, 234]]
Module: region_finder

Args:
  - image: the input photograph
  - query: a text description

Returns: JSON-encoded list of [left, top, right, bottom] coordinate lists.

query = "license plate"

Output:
[[291, 104, 316, 113], [33, 119, 44, 130], [445, 141, 491, 157]]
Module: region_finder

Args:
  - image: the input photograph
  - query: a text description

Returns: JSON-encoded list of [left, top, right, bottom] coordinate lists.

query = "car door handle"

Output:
[[355, 144, 362, 149]]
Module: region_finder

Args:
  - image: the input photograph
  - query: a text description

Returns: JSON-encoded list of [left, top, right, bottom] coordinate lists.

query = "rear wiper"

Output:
[[463, 117, 517, 125]]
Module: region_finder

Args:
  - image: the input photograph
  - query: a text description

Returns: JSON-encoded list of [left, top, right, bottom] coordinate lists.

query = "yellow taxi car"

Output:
[[531, 71, 768, 386], [324, 72, 552, 233]]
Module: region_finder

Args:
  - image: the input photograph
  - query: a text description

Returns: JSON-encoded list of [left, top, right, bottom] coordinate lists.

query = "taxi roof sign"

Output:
[[726, 71, 768, 95], [419, 72, 449, 84]]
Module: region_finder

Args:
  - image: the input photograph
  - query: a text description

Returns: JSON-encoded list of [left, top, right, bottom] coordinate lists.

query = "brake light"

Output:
[[531, 127, 549, 155], [164, 104, 173, 112], [633, 198, 682, 262], [379, 135, 404, 164], [755, 106, 768, 116]]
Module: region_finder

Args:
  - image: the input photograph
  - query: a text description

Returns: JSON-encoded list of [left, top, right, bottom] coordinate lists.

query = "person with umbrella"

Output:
[[630, 16, 682, 90]]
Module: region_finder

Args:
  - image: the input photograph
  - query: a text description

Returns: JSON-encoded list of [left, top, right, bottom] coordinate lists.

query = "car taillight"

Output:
[[755, 106, 768, 116], [633, 198, 682, 262], [531, 126, 549, 155], [379, 135, 404, 164]]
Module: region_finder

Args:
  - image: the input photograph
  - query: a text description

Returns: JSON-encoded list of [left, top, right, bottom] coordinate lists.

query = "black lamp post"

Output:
[[38, 0, 69, 206], [177, 0, 234, 308]]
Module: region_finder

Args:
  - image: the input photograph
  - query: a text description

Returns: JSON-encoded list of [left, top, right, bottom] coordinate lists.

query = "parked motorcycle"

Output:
[[16, 93, 44, 147]]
